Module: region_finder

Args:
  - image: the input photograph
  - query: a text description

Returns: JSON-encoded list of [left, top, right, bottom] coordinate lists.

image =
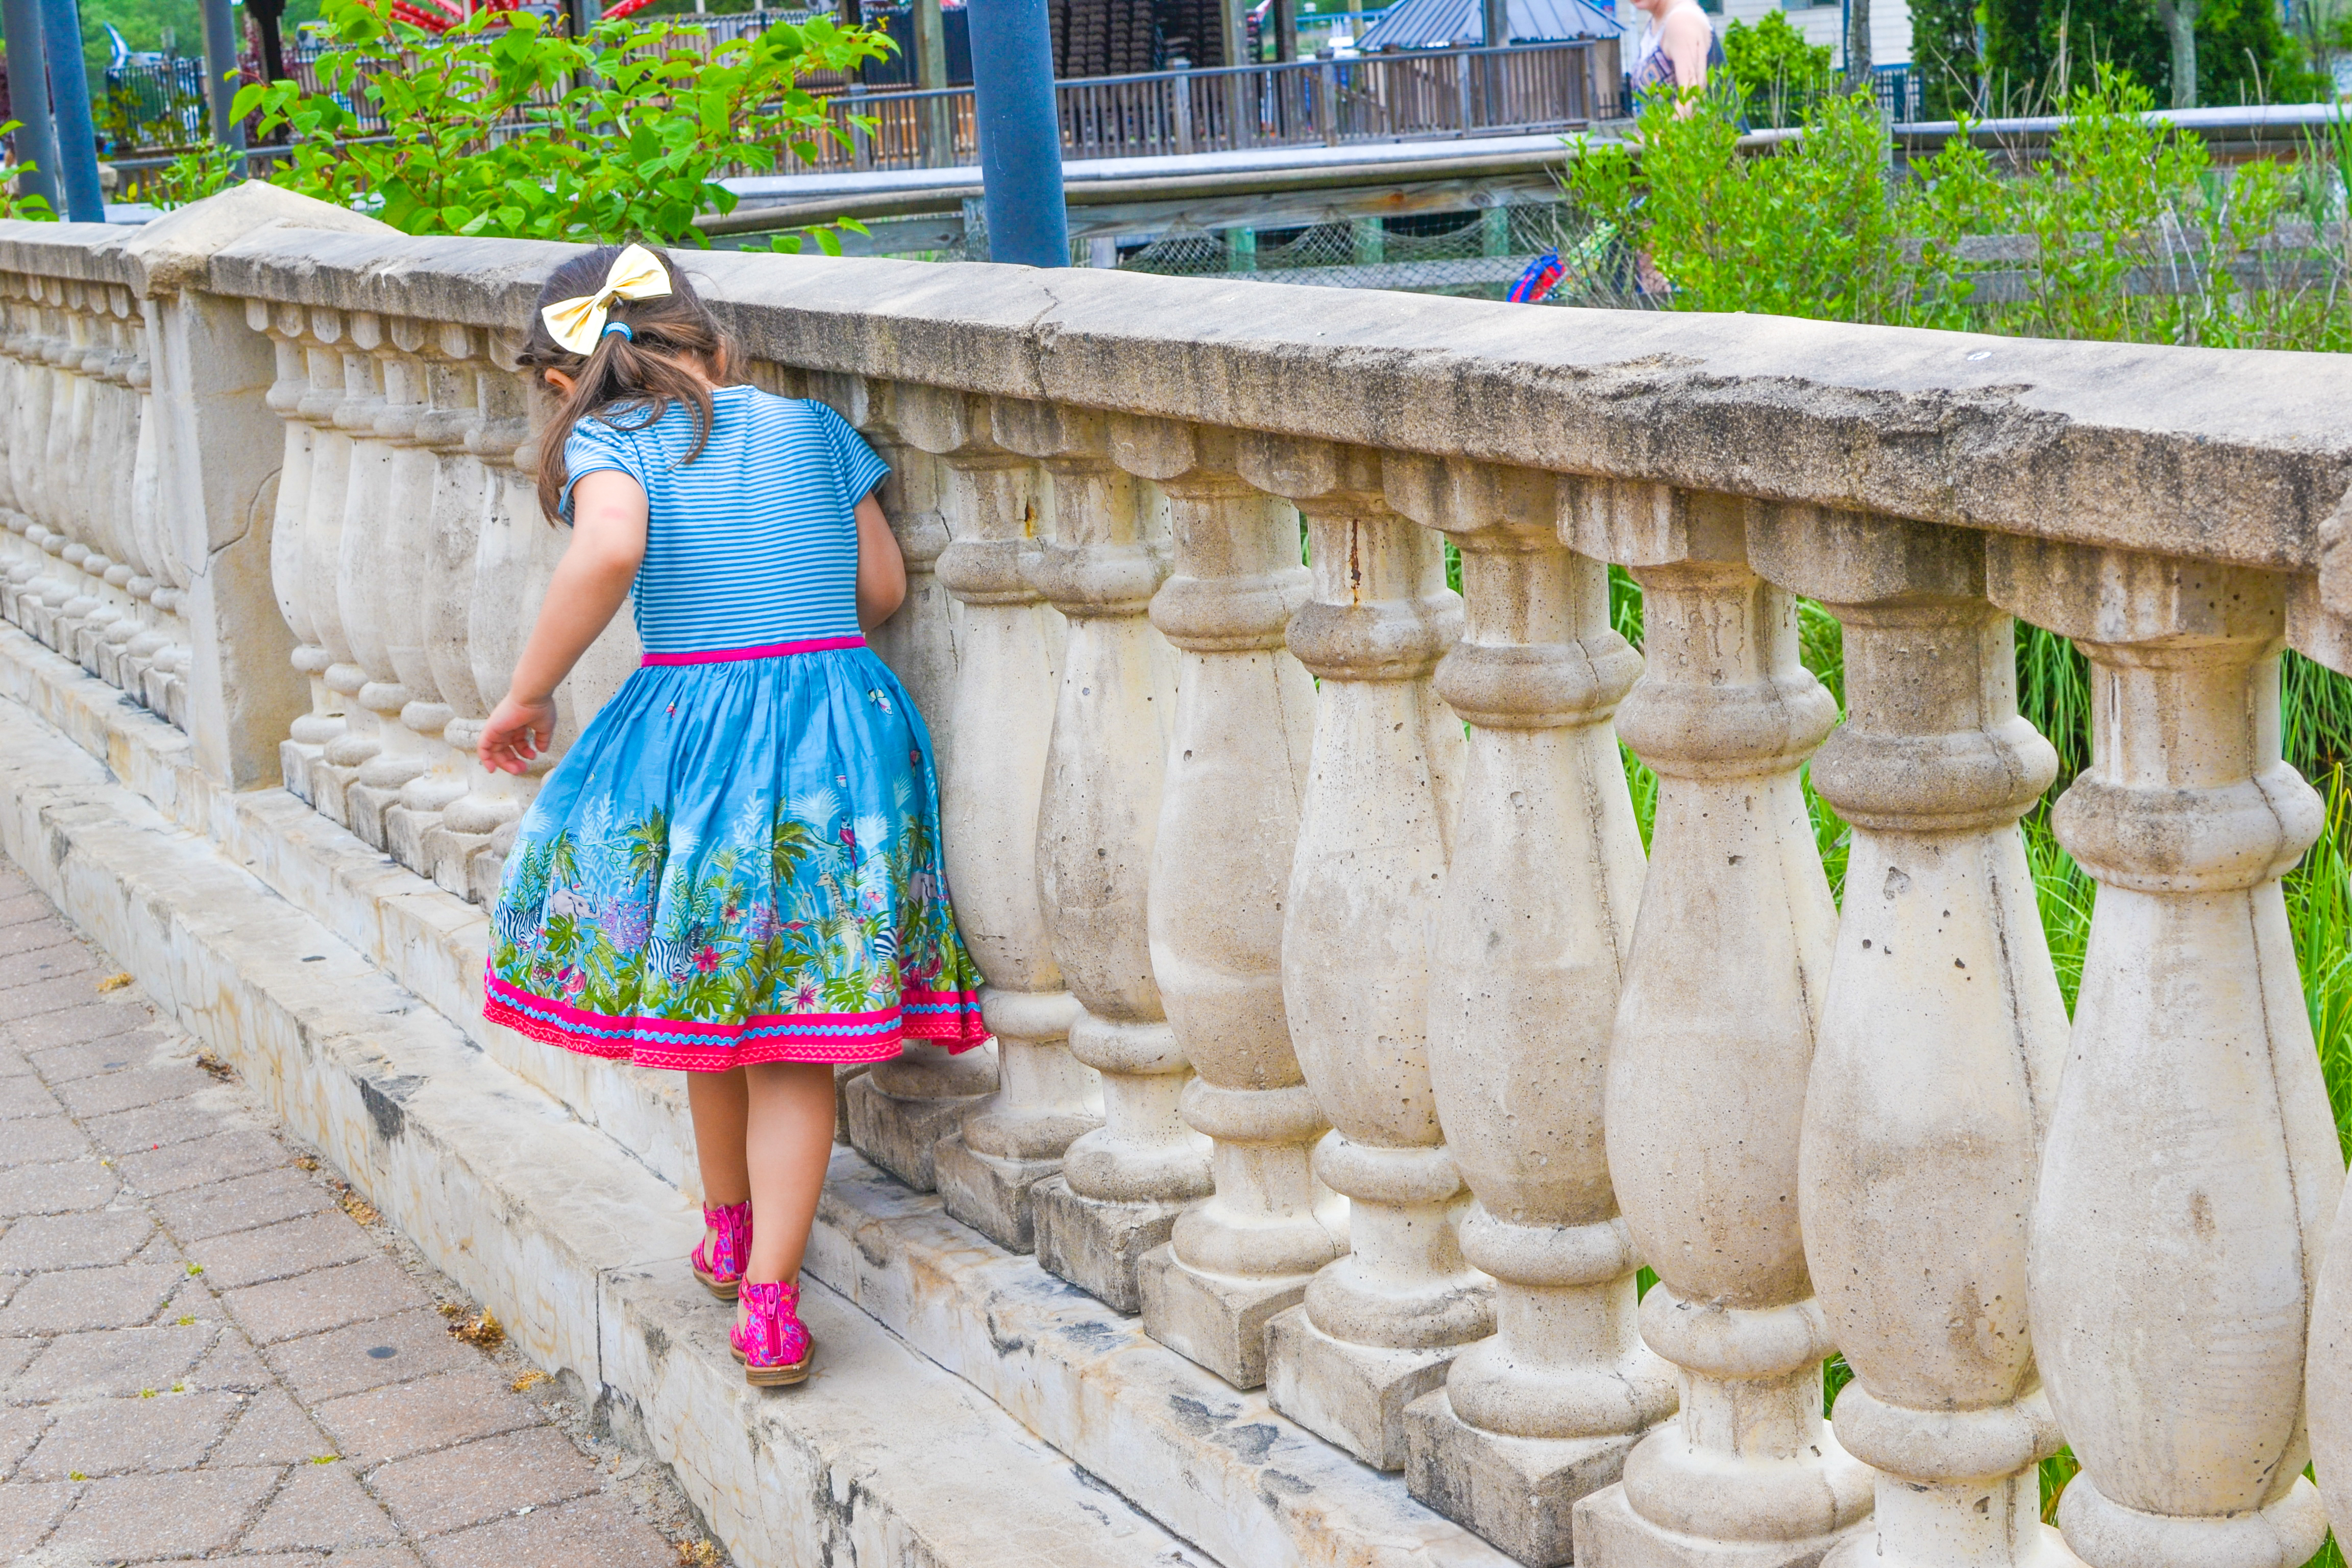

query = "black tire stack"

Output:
[[1165, 0, 1229, 67], [1050, 0, 1169, 77]]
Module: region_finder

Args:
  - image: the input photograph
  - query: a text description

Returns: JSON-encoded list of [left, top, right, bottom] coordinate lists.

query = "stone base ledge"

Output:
[[0, 625, 1518, 1568], [0, 679, 1199, 1568]]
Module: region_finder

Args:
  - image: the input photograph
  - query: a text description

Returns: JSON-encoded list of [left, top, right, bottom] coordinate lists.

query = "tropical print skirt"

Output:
[[483, 638, 988, 1070]]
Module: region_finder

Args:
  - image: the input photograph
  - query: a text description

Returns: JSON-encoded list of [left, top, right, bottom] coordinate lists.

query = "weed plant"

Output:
[[1560, 68, 2352, 351]]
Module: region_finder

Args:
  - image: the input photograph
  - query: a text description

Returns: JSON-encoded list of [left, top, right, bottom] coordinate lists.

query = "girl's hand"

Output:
[[480, 694, 558, 775]]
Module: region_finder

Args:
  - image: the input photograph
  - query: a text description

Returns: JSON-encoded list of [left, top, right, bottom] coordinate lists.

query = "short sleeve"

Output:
[[558, 418, 647, 525], [815, 403, 890, 504]]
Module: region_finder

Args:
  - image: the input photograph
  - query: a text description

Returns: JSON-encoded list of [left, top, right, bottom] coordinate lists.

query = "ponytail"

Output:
[[518, 243, 738, 525]]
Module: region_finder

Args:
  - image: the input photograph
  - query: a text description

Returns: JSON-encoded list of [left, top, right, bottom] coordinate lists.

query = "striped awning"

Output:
[[1354, 0, 1623, 48]]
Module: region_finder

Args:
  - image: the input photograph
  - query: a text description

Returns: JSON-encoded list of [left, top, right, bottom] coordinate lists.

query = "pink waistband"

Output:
[[641, 635, 866, 667]]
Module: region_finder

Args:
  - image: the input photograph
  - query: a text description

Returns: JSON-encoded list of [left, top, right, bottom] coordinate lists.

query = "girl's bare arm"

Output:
[[854, 490, 908, 630], [478, 470, 649, 774]]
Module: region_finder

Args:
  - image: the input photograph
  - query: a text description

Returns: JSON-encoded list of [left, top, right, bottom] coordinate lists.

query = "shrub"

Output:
[[1561, 66, 2351, 348], [1721, 11, 1835, 128], [231, 0, 889, 246], [0, 124, 56, 222]]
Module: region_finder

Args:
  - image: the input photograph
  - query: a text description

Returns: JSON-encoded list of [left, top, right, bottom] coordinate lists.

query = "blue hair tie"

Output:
[[602, 321, 634, 341]]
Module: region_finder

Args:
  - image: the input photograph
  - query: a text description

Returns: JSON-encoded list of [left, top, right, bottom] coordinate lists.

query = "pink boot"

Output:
[[689, 1200, 752, 1301], [730, 1279, 814, 1387]]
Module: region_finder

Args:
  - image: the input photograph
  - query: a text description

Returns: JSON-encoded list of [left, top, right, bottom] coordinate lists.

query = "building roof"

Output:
[[1354, 0, 1623, 48]]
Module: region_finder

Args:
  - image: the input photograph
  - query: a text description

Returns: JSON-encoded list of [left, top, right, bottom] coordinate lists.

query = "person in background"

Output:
[[1627, 0, 1724, 106]]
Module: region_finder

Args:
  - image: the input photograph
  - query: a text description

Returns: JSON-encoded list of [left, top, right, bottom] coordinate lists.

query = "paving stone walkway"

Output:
[[0, 860, 728, 1567]]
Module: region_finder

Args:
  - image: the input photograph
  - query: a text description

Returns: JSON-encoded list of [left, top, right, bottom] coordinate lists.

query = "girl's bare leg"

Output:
[[741, 1061, 837, 1286], [684, 1067, 751, 1207]]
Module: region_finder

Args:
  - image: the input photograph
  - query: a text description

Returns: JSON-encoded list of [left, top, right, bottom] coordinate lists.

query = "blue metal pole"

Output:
[[36, 0, 103, 221], [964, 0, 1067, 268], [198, 0, 247, 155], [1, 0, 61, 210]]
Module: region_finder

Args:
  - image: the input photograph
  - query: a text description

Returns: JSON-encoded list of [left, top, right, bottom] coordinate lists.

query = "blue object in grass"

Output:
[[1509, 249, 1566, 303]]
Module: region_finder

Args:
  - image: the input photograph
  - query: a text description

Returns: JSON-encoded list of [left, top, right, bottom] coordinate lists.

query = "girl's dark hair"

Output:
[[518, 243, 738, 525]]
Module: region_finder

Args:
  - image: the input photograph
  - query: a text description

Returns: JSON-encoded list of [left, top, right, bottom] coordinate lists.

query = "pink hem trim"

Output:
[[641, 635, 866, 667], [483, 970, 987, 1072]]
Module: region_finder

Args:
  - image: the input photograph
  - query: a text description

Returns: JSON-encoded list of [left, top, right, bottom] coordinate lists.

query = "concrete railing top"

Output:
[[182, 223, 2352, 583], [12, 192, 2350, 581]]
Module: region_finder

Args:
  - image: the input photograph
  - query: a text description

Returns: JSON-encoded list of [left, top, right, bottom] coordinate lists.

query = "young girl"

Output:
[[477, 243, 988, 1387]]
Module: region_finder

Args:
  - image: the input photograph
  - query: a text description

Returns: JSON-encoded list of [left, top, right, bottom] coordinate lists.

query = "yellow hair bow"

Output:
[[541, 243, 673, 356]]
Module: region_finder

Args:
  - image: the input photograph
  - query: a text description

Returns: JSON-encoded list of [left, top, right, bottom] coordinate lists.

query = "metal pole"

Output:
[[1481, 0, 1509, 125], [36, 0, 103, 221], [965, 0, 1067, 267], [197, 0, 246, 154], [914, 0, 952, 166], [1, 0, 61, 209]]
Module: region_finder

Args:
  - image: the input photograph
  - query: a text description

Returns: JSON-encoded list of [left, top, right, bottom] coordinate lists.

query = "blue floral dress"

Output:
[[482, 385, 987, 1070]]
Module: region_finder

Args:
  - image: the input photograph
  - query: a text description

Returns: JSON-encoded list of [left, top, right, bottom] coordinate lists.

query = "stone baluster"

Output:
[[344, 321, 438, 848], [992, 396, 1206, 1313], [814, 374, 963, 763], [457, 357, 558, 906], [48, 293, 110, 661], [47, 286, 91, 548], [424, 360, 534, 900], [250, 302, 345, 799], [0, 278, 26, 525], [65, 306, 135, 673], [1377, 457, 1674, 1564], [897, 386, 1099, 1254], [28, 282, 72, 543], [1118, 415, 1342, 1388], [1567, 482, 1874, 1567], [98, 311, 165, 694], [1987, 541, 2341, 1568], [297, 308, 382, 825], [0, 285, 30, 607], [2, 285, 62, 626], [323, 313, 422, 844], [1239, 434, 1490, 1472], [1752, 509, 2076, 1568], [22, 531, 72, 649], [824, 374, 999, 1193], [385, 326, 490, 875]]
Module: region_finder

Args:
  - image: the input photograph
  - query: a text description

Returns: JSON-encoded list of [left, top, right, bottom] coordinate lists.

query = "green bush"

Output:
[[231, 0, 889, 246], [1562, 67, 2351, 349], [1722, 11, 1836, 128], [0, 121, 54, 222], [1971, 0, 2331, 108]]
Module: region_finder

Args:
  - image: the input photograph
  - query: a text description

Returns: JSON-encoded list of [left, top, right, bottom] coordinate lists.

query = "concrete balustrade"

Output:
[[1756, 508, 2076, 1568], [1242, 433, 1492, 1471], [1385, 457, 1671, 1564], [1005, 397, 1210, 1314], [1990, 541, 2341, 1568], [0, 256, 189, 724], [898, 386, 1100, 1254], [1569, 481, 1874, 1568], [6, 193, 2352, 1568], [822, 373, 1002, 1195]]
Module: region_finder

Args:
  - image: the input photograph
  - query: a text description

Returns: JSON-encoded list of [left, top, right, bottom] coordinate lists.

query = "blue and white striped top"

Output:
[[559, 386, 890, 655]]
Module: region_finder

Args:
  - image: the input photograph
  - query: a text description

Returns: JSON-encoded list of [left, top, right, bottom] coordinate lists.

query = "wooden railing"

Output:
[[3, 187, 2349, 1568], [810, 40, 1621, 173]]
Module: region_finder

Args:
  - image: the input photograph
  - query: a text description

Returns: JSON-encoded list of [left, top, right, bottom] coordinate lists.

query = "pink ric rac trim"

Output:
[[482, 969, 986, 1071], [640, 636, 866, 667]]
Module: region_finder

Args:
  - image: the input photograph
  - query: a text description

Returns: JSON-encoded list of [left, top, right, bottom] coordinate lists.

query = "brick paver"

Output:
[[0, 863, 719, 1564]]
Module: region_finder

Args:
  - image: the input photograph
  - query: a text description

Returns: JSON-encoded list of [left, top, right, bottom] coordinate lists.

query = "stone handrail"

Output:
[[3, 184, 2349, 1568]]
